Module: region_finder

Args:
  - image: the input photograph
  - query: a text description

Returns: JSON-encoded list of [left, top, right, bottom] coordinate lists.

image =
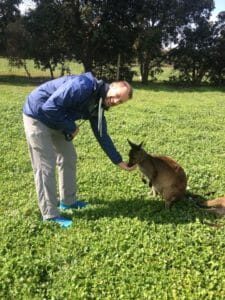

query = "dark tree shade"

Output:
[[0, 0, 21, 55]]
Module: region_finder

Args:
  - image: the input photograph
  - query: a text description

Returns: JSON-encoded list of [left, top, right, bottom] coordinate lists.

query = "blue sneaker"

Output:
[[59, 200, 88, 210], [46, 216, 73, 228]]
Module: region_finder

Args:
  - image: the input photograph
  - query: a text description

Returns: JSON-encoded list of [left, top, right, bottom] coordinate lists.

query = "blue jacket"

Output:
[[23, 72, 123, 164]]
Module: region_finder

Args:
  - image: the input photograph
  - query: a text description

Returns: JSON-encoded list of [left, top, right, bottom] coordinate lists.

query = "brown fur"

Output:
[[128, 140, 187, 208], [199, 197, 225, 215], [201, 197, 225, 208]]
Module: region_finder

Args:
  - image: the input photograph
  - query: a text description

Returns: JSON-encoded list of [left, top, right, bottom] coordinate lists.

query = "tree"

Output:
[[135, 26, 163, 84], [207, 11, 225, 85], [135, 0, 214, 84], [23, 0, 137, 80], [0, 0, 21, 55], [60, 0, 137, 80], [6, 18, 32, 77], [24, 0, 67, 78], [168, 17, 214, 84]]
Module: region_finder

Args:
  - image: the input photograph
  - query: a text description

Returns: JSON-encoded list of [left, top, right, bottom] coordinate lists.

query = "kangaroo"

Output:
[[127, 140, 187, 208]]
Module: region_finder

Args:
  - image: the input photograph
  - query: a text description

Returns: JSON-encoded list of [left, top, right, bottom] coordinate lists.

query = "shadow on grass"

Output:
[[1, 75, 225, 93], [132, 81, 225, 93], [0, 75, 50, 86], [72, 194, 221, 226]]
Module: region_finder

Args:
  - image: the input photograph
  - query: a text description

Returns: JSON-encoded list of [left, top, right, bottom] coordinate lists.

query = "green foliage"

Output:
[[167, 9, 225, 86], [94, 63, 136, 82], [207, 12, 225, 85], [135, 0, 214, 83], [23, 0, 67, 78], [3, 0, 224, 85], [1, 68, 225, 299], [0, 0, 21, 55]]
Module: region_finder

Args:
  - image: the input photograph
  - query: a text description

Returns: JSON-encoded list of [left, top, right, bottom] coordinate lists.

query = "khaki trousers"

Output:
[[23, 114, 77, 219]]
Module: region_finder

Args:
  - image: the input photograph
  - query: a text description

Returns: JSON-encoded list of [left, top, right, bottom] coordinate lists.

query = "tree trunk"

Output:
[[140, 58, 150, 84], [116, 53, 121, 80], [23, 60, 31, 78], [83, 57, 93, 73], [48, 63, 54, 79], [192, 63, 196, 84], [60, 63, 65, 76]]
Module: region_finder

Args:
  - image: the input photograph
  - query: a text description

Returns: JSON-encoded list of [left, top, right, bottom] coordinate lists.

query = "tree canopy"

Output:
[[0, 0, 21, 55], [2, 0, 225, 85]]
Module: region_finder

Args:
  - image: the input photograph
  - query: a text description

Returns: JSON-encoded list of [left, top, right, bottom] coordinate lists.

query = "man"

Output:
[[23, 72, 136, 228]]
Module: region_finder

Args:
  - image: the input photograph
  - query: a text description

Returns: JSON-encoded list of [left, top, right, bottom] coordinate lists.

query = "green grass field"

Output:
[[1, 58, 225, 299]]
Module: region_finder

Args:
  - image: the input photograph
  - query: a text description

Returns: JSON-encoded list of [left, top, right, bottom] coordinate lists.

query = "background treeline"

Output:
[[0, 0, 225, 85]]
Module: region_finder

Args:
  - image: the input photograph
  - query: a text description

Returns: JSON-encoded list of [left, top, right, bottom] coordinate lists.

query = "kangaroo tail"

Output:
[[196, 196, 225, 217], [198, 197, 225, 208]]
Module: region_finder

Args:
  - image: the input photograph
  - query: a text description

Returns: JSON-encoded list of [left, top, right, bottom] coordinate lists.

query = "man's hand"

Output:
[[64, 127, 79, 141], [118, 161, 137, 171]]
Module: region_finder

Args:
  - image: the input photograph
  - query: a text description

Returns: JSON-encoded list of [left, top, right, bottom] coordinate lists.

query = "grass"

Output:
[[1, 59, 225, 299], [0, 57, 84, 76]]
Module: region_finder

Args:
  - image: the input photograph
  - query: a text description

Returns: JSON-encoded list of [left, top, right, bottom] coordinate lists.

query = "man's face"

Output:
[[104, 85, 129, 108]]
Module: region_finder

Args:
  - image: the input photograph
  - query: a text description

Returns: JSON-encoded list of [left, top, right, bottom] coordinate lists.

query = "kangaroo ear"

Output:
[[139, 141, 144, 149], [127, 139, 137, 149]]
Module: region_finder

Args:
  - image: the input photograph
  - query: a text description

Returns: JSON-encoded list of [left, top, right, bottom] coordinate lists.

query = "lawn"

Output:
[[0, 59, 225, 299]]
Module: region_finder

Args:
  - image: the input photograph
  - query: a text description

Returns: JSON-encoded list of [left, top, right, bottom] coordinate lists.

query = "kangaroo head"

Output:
[[127, 139, 146, 166]]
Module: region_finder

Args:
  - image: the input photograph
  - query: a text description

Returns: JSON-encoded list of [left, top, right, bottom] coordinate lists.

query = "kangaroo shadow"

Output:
[[71, 193, 222, 226]]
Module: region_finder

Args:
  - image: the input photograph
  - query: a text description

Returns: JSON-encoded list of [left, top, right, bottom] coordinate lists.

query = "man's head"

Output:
[[104, 81, 133, 108]]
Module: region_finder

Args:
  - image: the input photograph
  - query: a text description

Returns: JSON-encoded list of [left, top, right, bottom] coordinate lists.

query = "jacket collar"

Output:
[[97, 80, 109, 110]]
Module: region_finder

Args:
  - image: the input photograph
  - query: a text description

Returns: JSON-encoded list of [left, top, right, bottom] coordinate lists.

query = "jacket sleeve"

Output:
[[89, 115, 123, 165], [41, 76, 94, 134]]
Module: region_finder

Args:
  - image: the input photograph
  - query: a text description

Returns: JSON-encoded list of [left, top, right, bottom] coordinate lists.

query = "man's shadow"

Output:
[[71, 192, 222, 226]]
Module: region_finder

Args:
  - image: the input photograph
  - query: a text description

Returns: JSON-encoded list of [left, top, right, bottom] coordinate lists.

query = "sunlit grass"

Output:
[[0, 57, 84, 78]]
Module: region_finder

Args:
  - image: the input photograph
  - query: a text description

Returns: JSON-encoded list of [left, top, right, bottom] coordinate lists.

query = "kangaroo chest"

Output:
[[139, 159, 157, 179]]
